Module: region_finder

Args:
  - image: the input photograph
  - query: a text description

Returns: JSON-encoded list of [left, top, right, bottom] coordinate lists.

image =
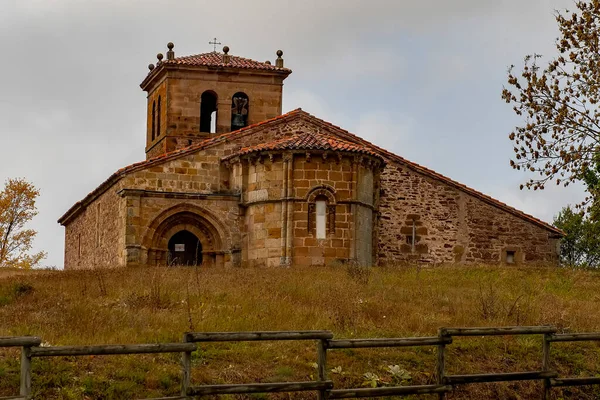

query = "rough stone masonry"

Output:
[[58, 43, 562, 269]]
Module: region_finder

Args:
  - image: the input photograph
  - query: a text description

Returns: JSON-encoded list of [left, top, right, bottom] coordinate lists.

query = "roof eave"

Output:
[[57, 174, 122, 226]]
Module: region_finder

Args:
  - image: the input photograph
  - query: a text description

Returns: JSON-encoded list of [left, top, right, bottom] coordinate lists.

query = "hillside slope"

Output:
[[0, 265, 599, 399]]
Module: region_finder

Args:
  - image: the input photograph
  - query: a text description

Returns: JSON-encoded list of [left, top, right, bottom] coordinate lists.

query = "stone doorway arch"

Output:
[[142, 204, 230, 267]]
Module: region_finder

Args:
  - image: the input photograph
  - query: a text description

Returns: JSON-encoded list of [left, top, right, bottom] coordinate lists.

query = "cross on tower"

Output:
[[209, 38, 222, 52]]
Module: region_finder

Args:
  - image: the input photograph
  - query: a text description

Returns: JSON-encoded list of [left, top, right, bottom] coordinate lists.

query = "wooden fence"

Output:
[[1, 326, 599, 399]]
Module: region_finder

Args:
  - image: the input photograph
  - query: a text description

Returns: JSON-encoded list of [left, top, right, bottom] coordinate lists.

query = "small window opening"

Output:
[[316, 198, 327, 239], [506, 250, 516, 264], [411, 219, 416, 252], [157, 96, 162, 137], [405, 219, 417, 251], [231, 92, 249, 130], [200, 91, 218, 133], [151, 100, 156, 140]]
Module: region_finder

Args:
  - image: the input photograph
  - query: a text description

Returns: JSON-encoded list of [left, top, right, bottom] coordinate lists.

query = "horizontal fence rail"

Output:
[[326, 336, 452, 349], [187, 381, 334, 396], [328, 384, 453, 399], [184, 330, 333, 342], [29, 343, 196, 357], [442, 326, 557, 336], [0, 337, 41, 348], [2, 326, 600, 399]]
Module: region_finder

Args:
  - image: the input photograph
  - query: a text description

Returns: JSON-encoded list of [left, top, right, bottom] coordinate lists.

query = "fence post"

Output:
[[437, 328, 448, 400], [181, 334, 192, 398], [542, 333, 551, 400], [317, 338, 328, 400], [20, 345, 32, 399]]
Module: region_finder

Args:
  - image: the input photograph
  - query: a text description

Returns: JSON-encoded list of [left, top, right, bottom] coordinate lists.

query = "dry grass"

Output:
[[0, 265, 599, 399]]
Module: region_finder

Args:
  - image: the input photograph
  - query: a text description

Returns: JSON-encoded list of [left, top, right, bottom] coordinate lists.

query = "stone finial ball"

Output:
[[223, 46, 230, 54], [276, 50, 283, 57], [167, 42, 174, 50], [157, 53, 164, 60], [265, 60, 271, 65], [148, 64, 155, 71]]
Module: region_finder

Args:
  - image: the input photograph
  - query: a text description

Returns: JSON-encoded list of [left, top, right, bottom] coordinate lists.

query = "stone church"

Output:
[[58, 43, 562, 269]]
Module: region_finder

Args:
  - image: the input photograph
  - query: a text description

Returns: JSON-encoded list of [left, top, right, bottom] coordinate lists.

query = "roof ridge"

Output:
[[160, 51, 292, 72]]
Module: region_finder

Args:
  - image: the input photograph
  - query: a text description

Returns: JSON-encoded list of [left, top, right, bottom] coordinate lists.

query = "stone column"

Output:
[[121, 190, 144, 266], [215, 253, 224, 268], [280, 152, 293, 266], [349, 156, 360, 261], [285, 153, 294, 264], [216, 98, 231, 134]]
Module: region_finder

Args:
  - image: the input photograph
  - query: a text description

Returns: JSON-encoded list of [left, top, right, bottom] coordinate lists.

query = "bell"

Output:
[[232, 113, 245, 128]]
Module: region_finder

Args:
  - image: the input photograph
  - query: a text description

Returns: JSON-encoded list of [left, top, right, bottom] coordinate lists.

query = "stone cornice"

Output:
[[117, 189, 240, 201], [240, 197, 377, 211]]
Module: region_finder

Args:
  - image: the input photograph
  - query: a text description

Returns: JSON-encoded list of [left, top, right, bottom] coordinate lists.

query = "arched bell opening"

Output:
[[167, 230, 203, 266], [231, 92, 249, 130], [200, 90, 218, 134]]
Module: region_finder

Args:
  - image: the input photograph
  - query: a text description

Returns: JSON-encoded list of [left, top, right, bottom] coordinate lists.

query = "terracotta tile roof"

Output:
[[58, 108, 563, 236], [223, 130, 382, 160], [162, 51, 291, 72]]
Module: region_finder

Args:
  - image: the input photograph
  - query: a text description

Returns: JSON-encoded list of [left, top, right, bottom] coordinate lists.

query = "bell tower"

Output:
[[140, 43, 292, 159]]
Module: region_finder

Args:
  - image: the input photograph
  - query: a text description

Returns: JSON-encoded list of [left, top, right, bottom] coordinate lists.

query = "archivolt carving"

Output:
[[142, 203, 230, 253], [306, 185, 337, 204]]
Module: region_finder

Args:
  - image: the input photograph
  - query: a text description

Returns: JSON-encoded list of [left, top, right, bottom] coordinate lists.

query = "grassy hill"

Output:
[[0, 265, 599, 399]]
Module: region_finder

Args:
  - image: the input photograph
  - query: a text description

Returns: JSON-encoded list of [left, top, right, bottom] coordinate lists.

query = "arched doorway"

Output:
[[167, 230, 202, 266], [143, 205, 232, 267]]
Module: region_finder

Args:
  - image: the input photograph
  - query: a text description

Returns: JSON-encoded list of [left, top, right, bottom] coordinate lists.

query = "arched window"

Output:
[[200, 91, 218, 133], [315, 196, 327, 239], [151, 100, 156, 141], [307, 186, 337, 238], [157, 96, 162, 137], [231, 92, 249, 130]]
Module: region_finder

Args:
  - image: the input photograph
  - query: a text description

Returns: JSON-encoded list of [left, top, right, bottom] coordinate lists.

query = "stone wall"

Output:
[[122, 193, 240, 267], [115, 121, 309, 267], [166, 71, 284, 135], [63, 181, 125, 269], [62, 113, 559, 270], [145, 80, 168, 156], [290, 155, 372, 267], [232, 150, 381, 268], [377, 161, 560, 266], [144, 70, 286, 159], [242, 160, 285, 267]]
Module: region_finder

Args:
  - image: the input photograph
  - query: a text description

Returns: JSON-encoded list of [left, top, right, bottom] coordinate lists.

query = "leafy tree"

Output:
[[502, 1, 600, 211], [553, 205, 600, 267], [582, 153, 600, 217], [0, 178, 46, 268]]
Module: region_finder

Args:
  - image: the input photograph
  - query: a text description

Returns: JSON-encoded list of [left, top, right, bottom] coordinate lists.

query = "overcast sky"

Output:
[[0, 0, 586, 268]]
